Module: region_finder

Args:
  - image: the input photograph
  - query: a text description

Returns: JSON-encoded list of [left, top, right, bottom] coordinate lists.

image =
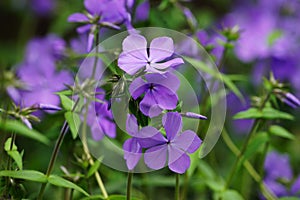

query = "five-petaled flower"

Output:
[[118, 34, 184, 75], [129, 72, 180, 117]]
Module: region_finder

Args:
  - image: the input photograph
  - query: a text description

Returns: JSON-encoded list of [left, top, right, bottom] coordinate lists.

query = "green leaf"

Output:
[[0, 120, 49, 145], [268, 30, 282, 46], [183, 56, 244, 102], [0, 170, 47, 182], [64, 112, 80, 139], [279, 198, 300, 200], [58, 94, 74, 111], [269, 125, 295, 140], [234, 107, 294, 120], [219, 190, 244, 200], [243, 133, 269, 160], [48, 175, 89, 196], [81, 195, 140, 200], [87, 159, 102, 178], [4, 138, 23, 170]]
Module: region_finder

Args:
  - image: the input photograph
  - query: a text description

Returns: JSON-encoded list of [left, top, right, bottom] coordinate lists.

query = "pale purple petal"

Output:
[[91, 121, 105, 141], [68, 13, 89, 22], [150, 58, 184, 70], [99, 117, 116, 138], [84, 0, 102, 15], [162, 112, 182, 141], [138, 127, 167, 148], [123, 138, 142, 170], [140, 92, 163, 117], [168, 145, 190, 174], [172, 130, 202, 153], [126, 114, 139, 136], [144, 144, 167, 170], [135, 0, 150, 22], [149, 37, 174, 62], [184, 112, 207, 120], [118, 52, 147, 75], [129, 77, 148, 99], [122, 34, 148, 60], [77, 24, 92, 34], [152, 86, 178, 110], [87, 33, 94, 52], [145, 72, 180, 93]]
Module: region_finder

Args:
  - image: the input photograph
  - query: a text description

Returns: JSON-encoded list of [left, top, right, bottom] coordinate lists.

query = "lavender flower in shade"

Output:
[[134, 0, 150, 22], [141, 112, 202, 174], [68, 0, 133, 52], [118, 34, 184, 75], [129, 72, 180, 117], [10, 35, 72, 110], [87, 88, 116, 141], [30, 0, 55, 16], [291, 176, 300, 196]]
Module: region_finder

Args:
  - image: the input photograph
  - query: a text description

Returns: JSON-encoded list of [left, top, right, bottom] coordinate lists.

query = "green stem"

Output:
[[127, 172, 133, 200], [222, 129, 277, 200], [175, 173, 180, 200], [37, 99, 79, 200]]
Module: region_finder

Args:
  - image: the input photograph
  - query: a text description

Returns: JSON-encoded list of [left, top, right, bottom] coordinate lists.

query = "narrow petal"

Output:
[[84, 0, 102, 15], [118, 52, 147, 75], [168, 145, 190, 174], [76, 24, 92, 34], [126, 114, 139, 136], [138, 127, 167, 148], [144, 144, 167, 170], [123, 138, 142, 170], [162, 112, 182, 141], [149, 37, 174, 62], [151, 58, 184, 70], [152, 86, 178, 110], [68, 13, 89, 22], [87, 33, 94, 52], [122, 34, 148, 60], [145, 72, 180, 93], [172, 130, 202, 153], [129, 77, 148, 99], [140, 92, 163, 117]]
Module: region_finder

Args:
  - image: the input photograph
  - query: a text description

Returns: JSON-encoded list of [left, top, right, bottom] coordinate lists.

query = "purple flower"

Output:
[[134, 0, 150, 22], [291, 176, 300, 196], [141, 112, 202, 174], [129, 72, 180, 117], [68, 0, 133, 52], [87, 88, 116, 141], [30, 0, 55, 16], [118, 34, 184, 75]]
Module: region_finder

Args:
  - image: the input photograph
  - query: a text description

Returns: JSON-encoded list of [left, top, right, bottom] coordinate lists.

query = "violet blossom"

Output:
[[68, 0, 134, 52], [129, 72, 180, 117], [87, 88, 116, 141], [141, 112, 202, 174], [118, 34, 184, 75]]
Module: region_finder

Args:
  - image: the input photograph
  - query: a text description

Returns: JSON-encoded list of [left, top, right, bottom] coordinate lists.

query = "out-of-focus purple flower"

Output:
[[183, 112, 207, 120], [129, 72, 180, 117], [134, 0, 150, 22], [87, 88, 116, 141], [10, 35, 72, 110], [30, 0, 55, 16], [118, 34, 184, 75], [68, 0, 134, 52], [283, 93, 300, 108], [264, 151, 293, 181], [141, 112, 202, 174], [291, 176, 300, 196]]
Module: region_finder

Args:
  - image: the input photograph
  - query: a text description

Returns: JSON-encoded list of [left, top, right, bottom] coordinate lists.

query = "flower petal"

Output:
[[151, 58, 184, 70], [68, 13, 89, 22], [118, 52, 147, 75], [149, 37, 174, 62], [129, 77, 148, 99], [122, 34, 148, 60], [168, 145, 190, 174], [90, 120, 105, 141], [99, 117, 116, 138], [140, 92, 163, 117], [87, 32, 94, 52], [145, 72, 180, 93], [123, 138, 142, 170], [144, 144, 167, 170], [126, 114, 139, 136], [84, 0, 102, 15], [138, 127, 167, 148], [152, 86, 178, 110], [76, 24, 92, 34], [173, 130, 202, 153], [162, 112, 182, 141]]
